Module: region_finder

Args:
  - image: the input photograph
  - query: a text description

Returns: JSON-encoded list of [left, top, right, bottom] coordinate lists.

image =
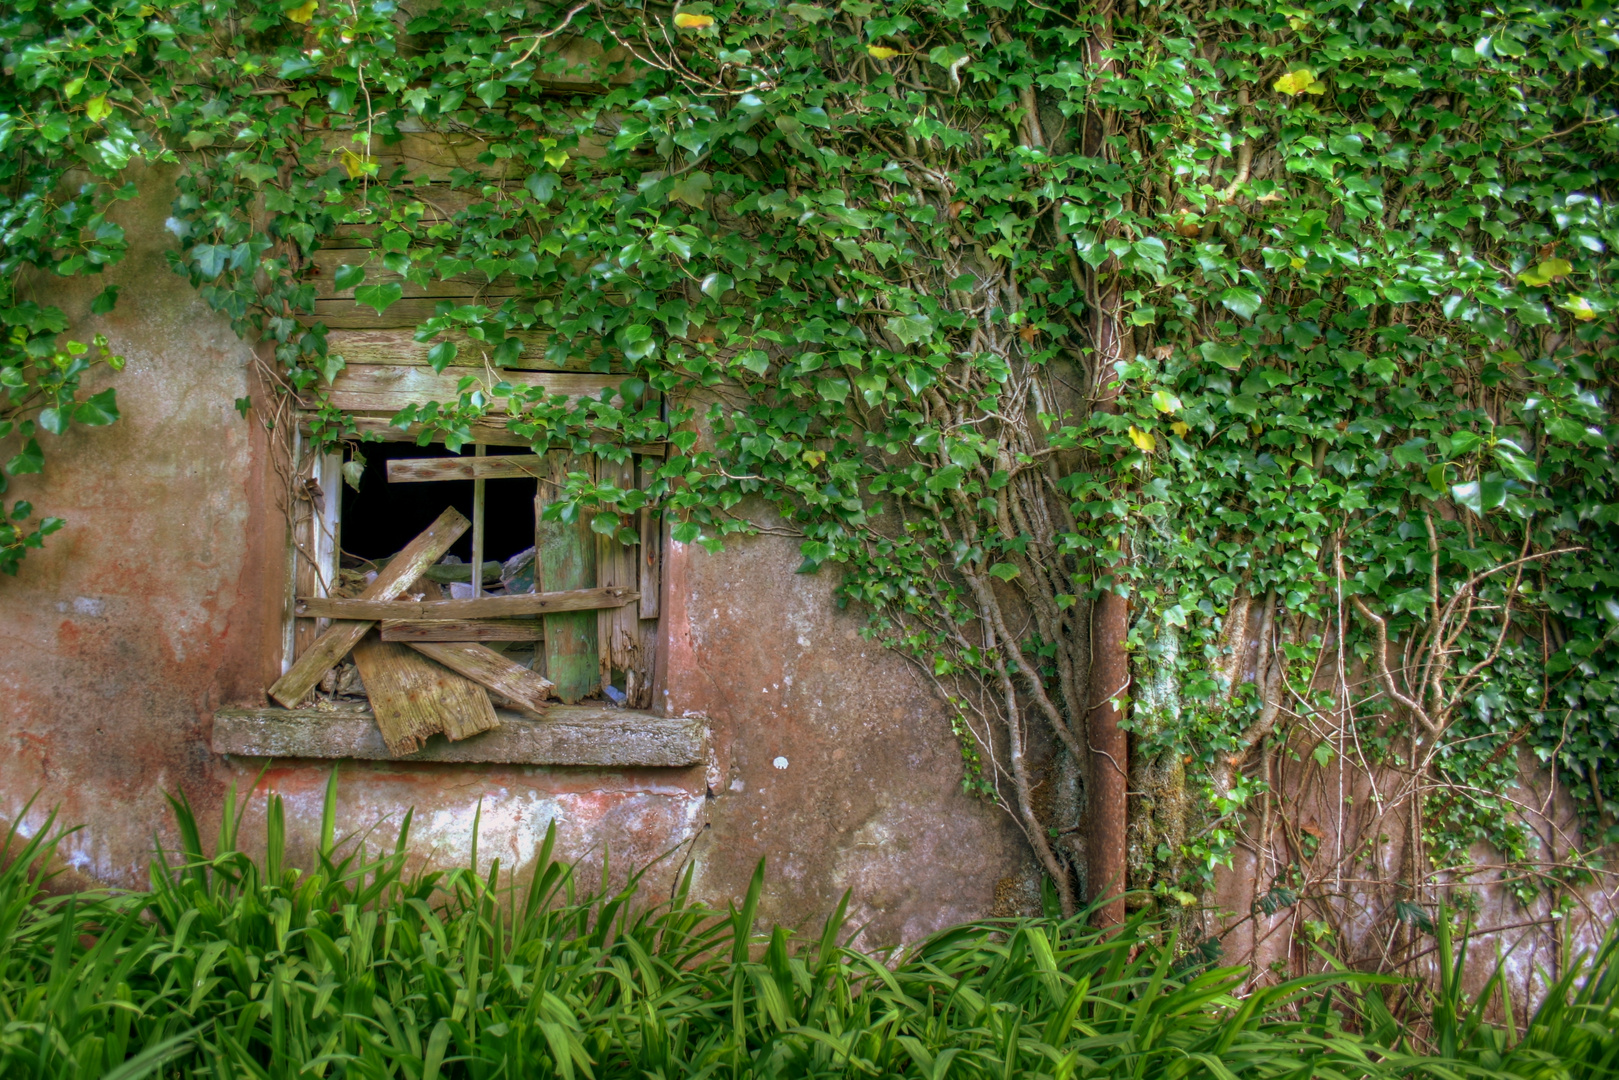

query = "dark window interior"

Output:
[[340, 442, 536, 565]]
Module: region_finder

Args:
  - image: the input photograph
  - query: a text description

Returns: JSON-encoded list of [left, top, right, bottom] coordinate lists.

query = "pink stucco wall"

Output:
[[0, 172, 1023, 942]]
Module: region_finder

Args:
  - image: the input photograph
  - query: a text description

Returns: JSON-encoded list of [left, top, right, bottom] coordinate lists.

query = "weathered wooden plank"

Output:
[[269, 506, 470, 708], [538, 451, 599, 703], [323, 328, 609, 372], [389, 455, 549, 483], [296, 585, 636, 620], [212, 705, 710, 767], [597, 455, 649, 706], [470, 445, 487, 599], [304, 297, 466, 330], [637, 457, 661, 620], [350, 633, 499, 752], [298, 411, 668, 454], [291, 450, 342, 658], [308, 249, 519, 301], [409, 641, 555, 716], [303, 364, 621, 412], [316, 128, 622, 186], [382, 618, 545, 642]]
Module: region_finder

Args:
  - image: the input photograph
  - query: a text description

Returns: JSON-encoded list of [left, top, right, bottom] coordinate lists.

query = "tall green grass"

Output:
[[0, 776, 1611, 1079]]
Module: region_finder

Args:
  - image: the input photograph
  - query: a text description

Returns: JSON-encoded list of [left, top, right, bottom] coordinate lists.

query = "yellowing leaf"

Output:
[[544, 147, 568, 168], [1151, 389, 1182, 414], [1171, 421, 1190, 437], [1518, 258, 1574, 286], [802, 450, 826, 467], [1559, 296, 1598, 321], [1289, 256, 1306, 270], [673, 11, 714, 27], [340, 149, 370, 179], [1286, 15, 1309, 30], [1273, 68, 1326, 95], [867, 45, 901, 59], [1127, 425, 1156, 454], [286, 0, 317, 22], [84, 95, 112, 123]]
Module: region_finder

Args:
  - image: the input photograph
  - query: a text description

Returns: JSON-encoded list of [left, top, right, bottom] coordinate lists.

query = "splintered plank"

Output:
[[381, 619, 545, 642], [350, 633, 499, 751], [268, 506, 470, 708], [296, 586, 635, 620], [408, 642, 556, 718], [537, 451, 599, 704]]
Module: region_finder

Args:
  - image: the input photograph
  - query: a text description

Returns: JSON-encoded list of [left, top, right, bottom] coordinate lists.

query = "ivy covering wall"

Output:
[[3, 0, 1617, 960]]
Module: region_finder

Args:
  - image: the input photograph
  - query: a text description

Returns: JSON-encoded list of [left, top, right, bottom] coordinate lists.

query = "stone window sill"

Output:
[[212, 706, 708, 767]]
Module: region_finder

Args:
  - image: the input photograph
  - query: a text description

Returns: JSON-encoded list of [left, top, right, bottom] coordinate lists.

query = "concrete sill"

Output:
[[212, 706, 708, 767]]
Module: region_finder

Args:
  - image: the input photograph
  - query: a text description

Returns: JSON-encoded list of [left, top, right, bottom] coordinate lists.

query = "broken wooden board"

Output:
[[302, 365, 621, 413], [382, 619, 545, 642], [268, 506, 470, 708], [296, 585, 635, 621], [350, 633, 499, 752], [537, 451, 599, 703], [408, 641, 555, 717]]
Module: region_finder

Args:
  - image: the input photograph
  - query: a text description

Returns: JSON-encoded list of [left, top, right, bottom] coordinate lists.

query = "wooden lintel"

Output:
[[388, 455, 548, 483], [296, 586, 636, 621]]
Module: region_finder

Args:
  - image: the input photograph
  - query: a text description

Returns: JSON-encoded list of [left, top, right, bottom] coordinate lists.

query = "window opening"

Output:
[[340, 441, 535, 569]]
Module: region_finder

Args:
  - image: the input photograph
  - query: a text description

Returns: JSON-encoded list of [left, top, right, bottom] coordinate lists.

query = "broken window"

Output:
[[210, 136, 696, 768], [271, 428, 662, 755]]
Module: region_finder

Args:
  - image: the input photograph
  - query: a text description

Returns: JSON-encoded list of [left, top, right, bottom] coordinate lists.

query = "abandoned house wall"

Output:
[[0, 171, 1024, 943]]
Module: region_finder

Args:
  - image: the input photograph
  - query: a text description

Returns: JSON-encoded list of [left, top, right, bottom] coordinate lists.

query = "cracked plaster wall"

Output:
[[0, 171, 1023, 942]]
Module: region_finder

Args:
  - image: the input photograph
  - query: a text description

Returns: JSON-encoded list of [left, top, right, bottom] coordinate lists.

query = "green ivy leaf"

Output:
[[72, 388, 119, 426], [885, 313, 934, 345], [1219, 287, 1263, 320], [334, 264, 366, 291], [426, 341, 458, 373], [669, 171, 713, 208], [5, 439, 43, 476], [37, 408, 68, 436], [354, 283, 403, 315], [988, 562, 1020, 581], [1199, 342, 1248, 370]]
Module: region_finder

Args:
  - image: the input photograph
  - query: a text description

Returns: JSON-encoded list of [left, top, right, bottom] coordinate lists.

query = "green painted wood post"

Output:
[[536, 451, 598, 703]]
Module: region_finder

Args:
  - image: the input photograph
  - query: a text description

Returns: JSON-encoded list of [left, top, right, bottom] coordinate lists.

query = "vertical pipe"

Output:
[[471, 443, 486, 598], [1087, 586, 1130, 926]]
